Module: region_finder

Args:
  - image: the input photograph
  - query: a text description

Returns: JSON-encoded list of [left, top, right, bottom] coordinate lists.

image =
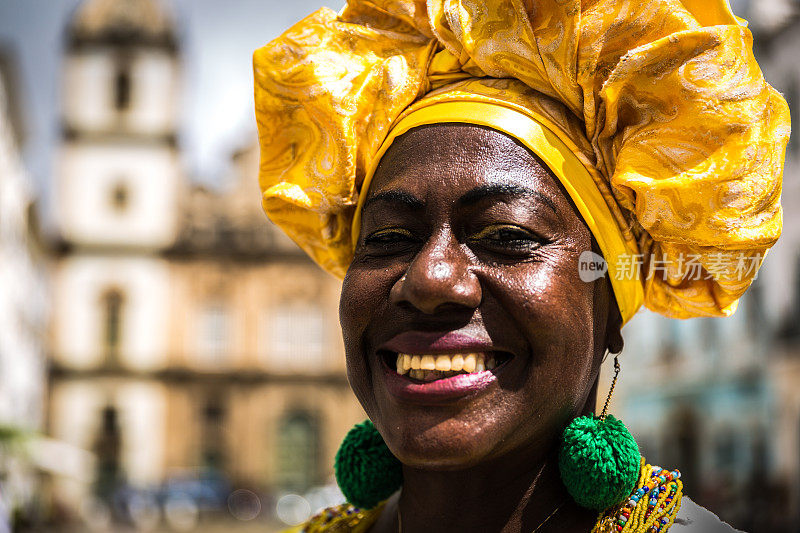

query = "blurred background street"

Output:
[[0, 0, 798, 532]]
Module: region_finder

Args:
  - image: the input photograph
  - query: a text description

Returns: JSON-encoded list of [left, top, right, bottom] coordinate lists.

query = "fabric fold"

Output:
[[253, 0, 789, 321]]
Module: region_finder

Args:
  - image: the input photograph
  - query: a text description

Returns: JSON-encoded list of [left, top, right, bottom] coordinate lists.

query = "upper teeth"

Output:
[[395, 352, 496, 378]]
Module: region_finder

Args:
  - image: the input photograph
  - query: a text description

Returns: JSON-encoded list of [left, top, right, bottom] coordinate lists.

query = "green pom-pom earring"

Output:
[[334, 419, 402, 509], [559, 414, 640, 510], [558, 356, 641, 510]]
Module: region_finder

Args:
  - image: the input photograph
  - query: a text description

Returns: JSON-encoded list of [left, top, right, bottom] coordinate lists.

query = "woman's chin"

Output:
[[381, 421, 504, 471], [391, 445, 490, 471]]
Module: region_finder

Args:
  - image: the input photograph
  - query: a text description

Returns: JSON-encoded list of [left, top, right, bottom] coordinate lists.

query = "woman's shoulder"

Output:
[[671, 497, 743, 532], [285, 463, 739, 533], [288, 497, 741, 533], [283, 502, 385, 533], [285, 497, 740, 533]]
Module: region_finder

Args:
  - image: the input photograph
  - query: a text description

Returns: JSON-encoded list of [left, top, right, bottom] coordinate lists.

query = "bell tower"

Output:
[[48, 0, 179, 510], [57, 0, 181, 247]]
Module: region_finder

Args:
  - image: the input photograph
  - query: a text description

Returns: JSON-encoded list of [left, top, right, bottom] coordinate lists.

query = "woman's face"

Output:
[[340, 123, 620, 469]]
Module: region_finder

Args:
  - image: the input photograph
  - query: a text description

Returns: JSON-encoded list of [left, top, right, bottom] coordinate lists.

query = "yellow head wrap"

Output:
[[253, 0, 789, 324]]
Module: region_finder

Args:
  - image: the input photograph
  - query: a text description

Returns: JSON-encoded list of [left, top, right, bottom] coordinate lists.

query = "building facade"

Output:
[[755, 9, 800, 529], [47, 0, 363, 525], [0, 50, 48, 528]]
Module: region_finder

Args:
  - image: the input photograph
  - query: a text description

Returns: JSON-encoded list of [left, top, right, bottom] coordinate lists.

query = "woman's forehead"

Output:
[[367, 123, 570, 209]]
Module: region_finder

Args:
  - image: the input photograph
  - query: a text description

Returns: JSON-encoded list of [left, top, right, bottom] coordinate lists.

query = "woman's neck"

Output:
[[371, 448, 596, 533]]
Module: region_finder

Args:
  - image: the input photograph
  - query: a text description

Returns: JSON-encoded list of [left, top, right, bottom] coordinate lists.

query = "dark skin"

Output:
[[340, 123, 624, 533]]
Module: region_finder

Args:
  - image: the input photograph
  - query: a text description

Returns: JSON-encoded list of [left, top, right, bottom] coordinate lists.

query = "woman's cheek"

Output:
[[510, 260, 581, 321], [340, 268, 372, 339], [540, 251, 595, 321], [341, 267, 393, 417]]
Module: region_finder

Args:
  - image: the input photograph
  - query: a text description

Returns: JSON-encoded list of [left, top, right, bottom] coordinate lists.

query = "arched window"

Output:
[[93, 405, 122, 500], [114, 65, 131, 111], [201, 397, 226, 470], [275, 411, 319, 491], [101, 289, 124, 363], [110, 181, 129, 212]]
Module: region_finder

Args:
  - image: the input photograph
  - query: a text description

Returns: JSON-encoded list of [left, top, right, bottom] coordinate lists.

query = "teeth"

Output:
[[420, 355, 436, 370], [435, 355, 451, 371], [394, 352, 500, 380], [463, 353, 476, 373]]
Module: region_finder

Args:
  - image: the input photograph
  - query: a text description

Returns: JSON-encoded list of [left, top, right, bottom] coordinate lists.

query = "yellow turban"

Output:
[[253, 0, 789, 323]]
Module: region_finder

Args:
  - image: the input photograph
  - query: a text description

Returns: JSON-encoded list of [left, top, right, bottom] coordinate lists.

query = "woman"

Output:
[[253, 1, 789, 531]]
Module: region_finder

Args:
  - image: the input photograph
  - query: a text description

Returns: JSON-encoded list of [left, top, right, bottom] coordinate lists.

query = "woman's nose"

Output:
[[389, 233, 482, 314]]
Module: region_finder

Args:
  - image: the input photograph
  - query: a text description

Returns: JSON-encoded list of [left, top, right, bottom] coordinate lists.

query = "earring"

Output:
[[559, 356, 641, 510], [334, 419, 402, 509]]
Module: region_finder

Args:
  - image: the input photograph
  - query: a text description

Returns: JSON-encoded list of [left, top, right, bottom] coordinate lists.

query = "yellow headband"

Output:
[[352, 100, 644, 325]]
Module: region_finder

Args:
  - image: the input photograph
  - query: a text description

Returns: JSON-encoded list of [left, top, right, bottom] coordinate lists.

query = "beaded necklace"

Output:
[[592, 459, 683, 533], [296, 459, 683, 533]]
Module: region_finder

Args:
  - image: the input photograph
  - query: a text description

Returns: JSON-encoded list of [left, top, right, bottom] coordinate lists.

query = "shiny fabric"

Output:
[[253, 0, 789, 320], [283, 501, 385, 532]]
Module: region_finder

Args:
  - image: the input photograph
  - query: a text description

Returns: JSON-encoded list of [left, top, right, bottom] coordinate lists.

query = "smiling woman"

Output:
[[340, 124, 615, 531], [252, 1, 789, 532], [344, 123, 611, 463]]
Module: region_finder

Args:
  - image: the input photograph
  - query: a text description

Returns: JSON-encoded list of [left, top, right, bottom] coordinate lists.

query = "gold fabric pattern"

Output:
[[253, 0, 789, 319], [284, 501, 385, 532]]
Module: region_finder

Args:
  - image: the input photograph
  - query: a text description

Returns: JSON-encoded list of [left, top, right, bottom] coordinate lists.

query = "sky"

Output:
[[0, 0, 343, 190]]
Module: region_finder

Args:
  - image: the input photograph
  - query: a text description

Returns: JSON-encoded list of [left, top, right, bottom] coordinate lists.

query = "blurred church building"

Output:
[[0, 45, 48, 527], [46, 0, 364, 521]]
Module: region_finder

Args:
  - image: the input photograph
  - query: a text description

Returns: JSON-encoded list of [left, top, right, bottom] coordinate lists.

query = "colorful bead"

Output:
[[593, 461, 683, 533]]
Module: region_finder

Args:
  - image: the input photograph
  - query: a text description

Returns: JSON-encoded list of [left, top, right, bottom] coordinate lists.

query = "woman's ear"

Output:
[[605, 282, 624, 354], [591, 237, 624, 356], [607, 323, 624, 354]]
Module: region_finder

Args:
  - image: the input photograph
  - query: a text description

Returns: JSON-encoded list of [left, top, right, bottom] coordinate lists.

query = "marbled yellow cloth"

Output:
[[253, 0, 789, 321]]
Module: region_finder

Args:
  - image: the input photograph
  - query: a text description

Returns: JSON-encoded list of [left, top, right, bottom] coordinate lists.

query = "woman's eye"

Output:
[[363, 228, 418, 249], [469, 224, 542, 251]]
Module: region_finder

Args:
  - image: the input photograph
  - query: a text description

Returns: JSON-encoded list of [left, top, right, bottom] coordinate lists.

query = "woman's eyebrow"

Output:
[[457, 183, 557, 213], [362, 190, 424, 213]]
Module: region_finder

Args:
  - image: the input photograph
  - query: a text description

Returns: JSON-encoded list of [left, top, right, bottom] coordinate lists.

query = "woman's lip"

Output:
[[380, 330, 497, 355], [379, 353, 499, 404]]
